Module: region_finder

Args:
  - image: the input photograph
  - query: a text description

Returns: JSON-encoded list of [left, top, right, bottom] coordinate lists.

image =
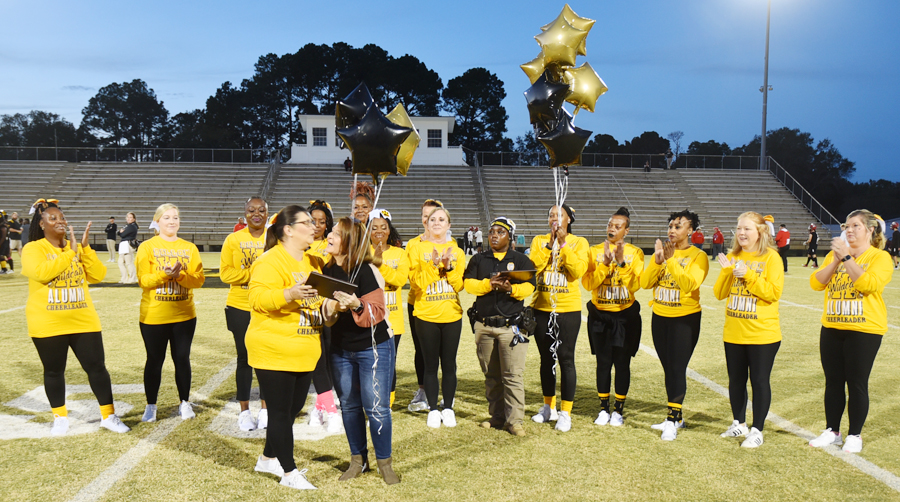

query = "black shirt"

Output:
[[323, 261, 390, 352], [119, 222, 137, 243], [105, 222, 118, 240], [809, 231, 817, 246], [8, 220, 22, 241], [463, 248, 535, 317]]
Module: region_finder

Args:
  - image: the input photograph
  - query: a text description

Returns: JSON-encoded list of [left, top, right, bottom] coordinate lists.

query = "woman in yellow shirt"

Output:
[[406, 198, 444, 412], [22, 200, 130, 436], [246, 205, 323, 490], [528, 204, 590, 432], [136, 204, 205, 422], [308, 199, 333, 260], [220, 196, 268, 431], [407, 206, 465, 428], [808, 209, 894, 454], [583, 208, 644, 427], [640, 209, 709, 441], [369, 209, 409, 407], [713, 212, 783, 448]]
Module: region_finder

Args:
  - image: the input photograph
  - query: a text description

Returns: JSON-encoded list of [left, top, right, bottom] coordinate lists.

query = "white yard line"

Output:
[[0, 306, 25, 315], [580, 313, 900, 493], [69, 360, 237, 502]]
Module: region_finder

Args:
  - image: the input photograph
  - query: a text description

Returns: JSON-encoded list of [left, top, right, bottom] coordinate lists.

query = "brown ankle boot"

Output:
[[339, 452, 369, 481], [376, 457, 400, 485]]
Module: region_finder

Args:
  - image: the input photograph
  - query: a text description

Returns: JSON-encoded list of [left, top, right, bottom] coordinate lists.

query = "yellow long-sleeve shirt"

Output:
[[640, 245, 709, 317], [309, 238, 330, 261], [407, 238, 465, 323], [379, 245, 409, 335], [528, 233, 590, 313], [136, 236, 205, 324], [246, 244, 325, 372], [810, 247, 894, 335], [713, 248, 783, 344], [220, 227, 266, 311], [583, 243, 644, 312], [21, 239, 105, 338], [406, 234, 423, 306]]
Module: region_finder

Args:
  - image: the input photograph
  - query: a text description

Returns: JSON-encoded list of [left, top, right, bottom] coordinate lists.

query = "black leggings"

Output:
[[594, 303, 642, 397], [820, 327, 882, 436], [652, 312, 701, 405], [534, 310, 582, 402], [225, 307, 264, 402], [391, 334, 402, 392], [408, 303, 424, 386], [139, 318, 197, 404], [256, 369, 312, 473], [311, 326, 333, 394], [724, 341, 780, 431], [415, 318, 462, 410], [32, 332, 113, 408]]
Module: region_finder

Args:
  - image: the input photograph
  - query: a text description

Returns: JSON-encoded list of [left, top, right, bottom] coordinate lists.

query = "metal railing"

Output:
[[462, 150, 763, 170], [765, 157, 841, 226], [0, 146, 278, 164]]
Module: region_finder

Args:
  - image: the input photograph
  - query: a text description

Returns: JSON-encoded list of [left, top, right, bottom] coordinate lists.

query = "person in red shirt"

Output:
[[691, 228, 705, 253], [711, 227, 725, 257], [775, 224, 790, 272], [233, 217, 247, 232]]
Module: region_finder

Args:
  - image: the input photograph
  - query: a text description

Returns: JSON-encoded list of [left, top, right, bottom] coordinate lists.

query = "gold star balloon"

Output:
[[534, 16, 587, 68], [520, 53, 546, 84], [385, 103, 420, 176], [541, 4, 595, 57], [563, 62, 608, 114]]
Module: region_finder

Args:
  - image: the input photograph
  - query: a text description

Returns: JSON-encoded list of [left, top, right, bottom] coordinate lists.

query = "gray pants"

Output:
[[474, 322, 527, 426], [106, 239, 117, 261]]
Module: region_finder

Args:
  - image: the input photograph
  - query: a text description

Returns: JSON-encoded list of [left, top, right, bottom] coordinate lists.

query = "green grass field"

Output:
[[1, 252, 898, 501]]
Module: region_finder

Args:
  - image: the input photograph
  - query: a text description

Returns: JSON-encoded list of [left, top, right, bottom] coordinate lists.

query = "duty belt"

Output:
[[478, 315, 513, 328]]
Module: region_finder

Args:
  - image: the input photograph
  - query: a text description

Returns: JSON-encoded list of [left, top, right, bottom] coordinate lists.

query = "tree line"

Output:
[[0, 42, 896, 219]]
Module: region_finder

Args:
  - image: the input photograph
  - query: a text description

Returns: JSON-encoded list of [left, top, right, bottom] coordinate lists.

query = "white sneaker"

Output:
[[651, 418, 684, 430], [100, 414, 130, 433], [238, 410, 257, 431], [307, 408, 324, 428], [257, 408, 268, 429], [554, 411, 572, 432], [809, 428, 842, 448], [843, 434, 863, 453], [426, 409, 442, 428], [255, 455, 284, 477], [661, 420, 677, 441], [408, 388, 429, 412], [51, 416, 69, 436], [441, 408, 457, 428], [532, 404, 558, 423], [609, 411, 624, 427], [326, 412, 343, 433], [141, 404, 157, 423], [179, 401, 195, 420], [720, 420, 749, 438], [280, 468, 316, 490], [741, 427, 764, 448], [594, 410, 610, 426]]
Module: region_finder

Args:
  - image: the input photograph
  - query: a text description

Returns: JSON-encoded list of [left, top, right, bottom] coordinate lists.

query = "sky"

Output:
[[2, 0, 898, 182]]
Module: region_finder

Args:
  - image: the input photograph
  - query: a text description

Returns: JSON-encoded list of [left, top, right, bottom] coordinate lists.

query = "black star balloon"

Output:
[[336, 105, 413, 182], [335, 82, 375, 129], [537, 109, 592, 167], [524, 72, 570, 130]]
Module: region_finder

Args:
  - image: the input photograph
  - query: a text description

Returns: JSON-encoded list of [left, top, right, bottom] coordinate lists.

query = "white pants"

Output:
[[117, 246, 136, 283], [106, 239, 117, 261]]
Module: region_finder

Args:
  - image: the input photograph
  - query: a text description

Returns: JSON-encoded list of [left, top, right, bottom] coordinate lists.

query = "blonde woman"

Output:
[[808, 209, 893, 453], [135, 204, 205, 422], [713, 212, 783, 448]]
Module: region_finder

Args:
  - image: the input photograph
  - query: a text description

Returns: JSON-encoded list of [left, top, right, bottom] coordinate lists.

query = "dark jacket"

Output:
[[464, 248, 535, 317], [105, 222, 118, 240], [119, 222, 137, 243]]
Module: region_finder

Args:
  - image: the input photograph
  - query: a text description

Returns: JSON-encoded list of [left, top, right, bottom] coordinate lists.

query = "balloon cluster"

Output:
[[335, 82, 420, 183], [522, 4, 607, 167]]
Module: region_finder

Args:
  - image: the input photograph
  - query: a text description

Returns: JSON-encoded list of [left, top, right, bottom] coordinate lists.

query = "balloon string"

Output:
[[367, 301, 385, 436], [546, 167, 569, 374]]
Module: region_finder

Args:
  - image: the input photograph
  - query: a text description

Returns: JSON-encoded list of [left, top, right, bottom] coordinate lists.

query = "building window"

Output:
[[427, 129, 441, 148], [312, 128, 327, 146]]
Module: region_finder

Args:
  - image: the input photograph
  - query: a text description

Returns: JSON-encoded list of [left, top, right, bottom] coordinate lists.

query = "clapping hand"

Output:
[[602, 241, 614, 266], [733, 260, 748, 278], [163, 261, 184, 278], [68, 226, 79, 261], [81, 222, 92, 249], [440, 247, 454, 269], [431, 247, 441, 266], [716, 253, 734, 269], [662, 240, 675, 261], [614, 241, 625, 264], [653, 239, 665, 265], [831, 237, 850, 259]]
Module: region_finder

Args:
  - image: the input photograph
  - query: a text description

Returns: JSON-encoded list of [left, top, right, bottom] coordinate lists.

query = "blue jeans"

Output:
[[331, 338, 395, 459]]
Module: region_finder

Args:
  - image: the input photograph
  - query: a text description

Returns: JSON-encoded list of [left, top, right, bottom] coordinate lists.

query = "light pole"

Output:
[[759, 0, 771, 171]]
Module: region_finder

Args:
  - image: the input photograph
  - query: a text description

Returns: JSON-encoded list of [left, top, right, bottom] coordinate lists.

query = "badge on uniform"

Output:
[[507, 262, 515, 271]]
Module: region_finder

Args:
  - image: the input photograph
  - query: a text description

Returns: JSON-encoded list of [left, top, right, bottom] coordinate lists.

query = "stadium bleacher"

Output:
[[0, 161, 832, 251]]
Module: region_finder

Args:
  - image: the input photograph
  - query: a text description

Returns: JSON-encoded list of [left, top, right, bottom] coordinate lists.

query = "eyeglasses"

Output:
[[290, 219, 315, 228]]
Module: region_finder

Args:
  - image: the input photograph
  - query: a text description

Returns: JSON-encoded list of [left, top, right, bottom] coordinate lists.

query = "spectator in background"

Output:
[[644, 161, 651, 173], [0, 213, 10, 274], [117, 212, 138, 284], [234, 217, 247, 233], [804, 224, 819, 268], [890, 222, 899, 270], [344, 157, 352, 173], [776, 224, 791, 272], [711, 227, 725, 257], [8, 212, 22, 257], [21, 217, 30, 247], [474, 226, 483, 253], [104, 217, 117, 263], [665, 149, 674, 170], [764, 215, 775, 238], [691, 227, 704, 252]]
